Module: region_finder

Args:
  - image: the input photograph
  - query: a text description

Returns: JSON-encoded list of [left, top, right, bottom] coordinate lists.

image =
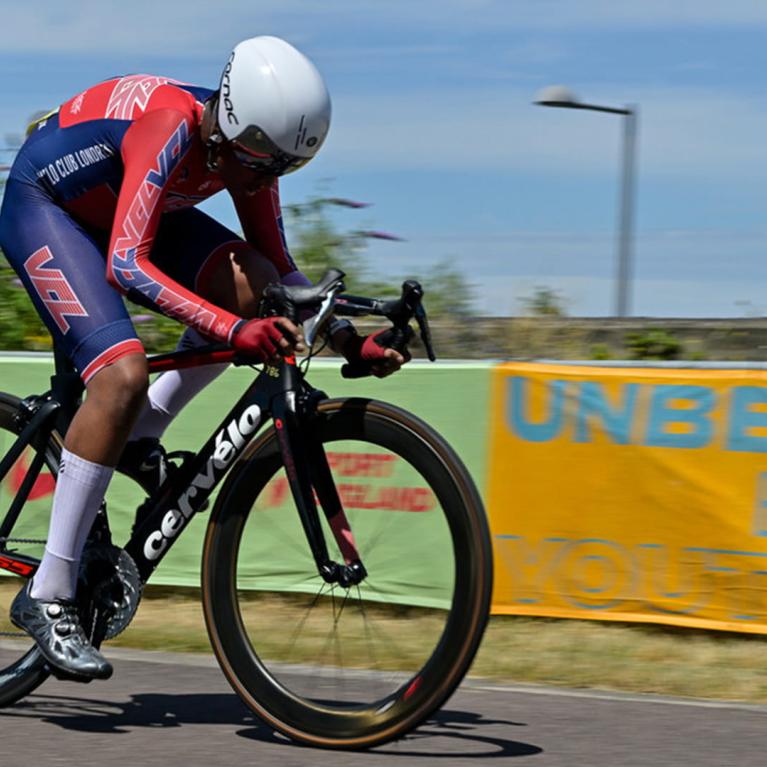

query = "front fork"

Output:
[[271, 366, 367, 588]]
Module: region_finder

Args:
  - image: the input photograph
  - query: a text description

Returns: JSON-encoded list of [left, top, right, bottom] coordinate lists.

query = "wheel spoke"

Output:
[[281, 581, 331, 661]]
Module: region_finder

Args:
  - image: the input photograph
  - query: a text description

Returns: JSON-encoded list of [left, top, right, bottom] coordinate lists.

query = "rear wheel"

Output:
[[202, 397, 492, 749], [0, 392, 59, 706]]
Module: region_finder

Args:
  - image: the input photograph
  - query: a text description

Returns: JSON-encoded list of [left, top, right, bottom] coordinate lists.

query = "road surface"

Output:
[[1, 646, 766, 766]]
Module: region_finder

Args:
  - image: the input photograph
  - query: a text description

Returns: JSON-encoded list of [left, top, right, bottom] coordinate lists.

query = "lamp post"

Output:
[[534, 85, 638, 317]]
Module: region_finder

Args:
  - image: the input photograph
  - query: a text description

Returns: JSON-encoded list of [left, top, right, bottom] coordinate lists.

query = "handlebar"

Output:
[[259, 268, 347, 326], [147, 270, 436, 375], [258, 269, 436, 373]]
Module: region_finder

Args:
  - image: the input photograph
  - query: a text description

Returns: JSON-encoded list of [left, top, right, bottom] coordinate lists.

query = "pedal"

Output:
[[46, 664, 95, 684]]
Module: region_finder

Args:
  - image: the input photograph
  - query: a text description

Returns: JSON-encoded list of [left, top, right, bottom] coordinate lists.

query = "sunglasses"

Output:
[[231, 141, 310, 176]]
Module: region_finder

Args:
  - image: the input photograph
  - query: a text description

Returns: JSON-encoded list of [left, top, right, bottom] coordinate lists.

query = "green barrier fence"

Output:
[[0, 356, 492, 597]]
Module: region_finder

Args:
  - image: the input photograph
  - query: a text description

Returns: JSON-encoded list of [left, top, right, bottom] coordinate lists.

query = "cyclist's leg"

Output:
[[128, 208, 281, 442], [0, 180, 147, 678]]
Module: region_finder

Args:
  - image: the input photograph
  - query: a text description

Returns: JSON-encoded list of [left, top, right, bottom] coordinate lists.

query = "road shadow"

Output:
[[237, 706, 542, 758], [398, 708, 542, 758], [1, 692, 261, 735], [2, 692, 542, 758]]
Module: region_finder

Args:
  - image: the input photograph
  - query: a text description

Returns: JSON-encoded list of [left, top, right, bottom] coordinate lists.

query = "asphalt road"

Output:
[[1, 646, 766, 766]]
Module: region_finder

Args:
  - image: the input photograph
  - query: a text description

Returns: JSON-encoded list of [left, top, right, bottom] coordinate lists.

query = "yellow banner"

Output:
[[487, 362, 767, 633]]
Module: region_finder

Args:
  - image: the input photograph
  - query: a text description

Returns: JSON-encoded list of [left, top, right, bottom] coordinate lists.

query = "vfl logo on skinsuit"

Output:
[[220, 52, 238, 126], [24, 246, 88, 334], [106, 75, 172, 120], [143, 405, 262, 561]]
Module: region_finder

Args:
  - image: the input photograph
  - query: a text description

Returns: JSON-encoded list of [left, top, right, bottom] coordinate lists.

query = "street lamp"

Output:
[[534, 85, 639, 317]]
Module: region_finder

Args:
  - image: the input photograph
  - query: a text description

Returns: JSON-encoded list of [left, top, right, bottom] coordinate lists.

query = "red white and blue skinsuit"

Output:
[[0, 75, 303, 383]]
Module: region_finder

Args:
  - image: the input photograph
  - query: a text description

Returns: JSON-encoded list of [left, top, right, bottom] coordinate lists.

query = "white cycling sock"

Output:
[[129, 327, 229, 441], [31, 449, 114, 602]]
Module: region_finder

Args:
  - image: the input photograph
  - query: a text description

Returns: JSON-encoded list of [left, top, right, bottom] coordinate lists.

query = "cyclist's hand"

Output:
[[343, 328, 411, 378], [232, 317, 304, 361]]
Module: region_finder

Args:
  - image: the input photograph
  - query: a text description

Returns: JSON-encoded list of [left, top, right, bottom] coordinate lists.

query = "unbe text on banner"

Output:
[[487, 363, 767, 633]]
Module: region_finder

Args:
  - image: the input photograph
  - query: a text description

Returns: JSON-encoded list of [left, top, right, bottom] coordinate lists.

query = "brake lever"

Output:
[[340, 280, 436, 378], [390, 281, 436, 362], [414, 303, 436, 361]]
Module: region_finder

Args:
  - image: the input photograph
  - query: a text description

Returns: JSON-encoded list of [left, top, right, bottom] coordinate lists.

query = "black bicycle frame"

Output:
[[130, 358, 309, 581], [0, 353, 365, 589]]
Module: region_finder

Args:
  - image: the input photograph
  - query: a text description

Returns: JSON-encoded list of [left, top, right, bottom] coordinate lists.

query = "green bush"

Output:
[[590, 343, 612, 360], [625, 329, 683, 360]]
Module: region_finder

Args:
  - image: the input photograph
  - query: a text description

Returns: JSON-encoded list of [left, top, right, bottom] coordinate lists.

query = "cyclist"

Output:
[[0, 36, 407, 681]]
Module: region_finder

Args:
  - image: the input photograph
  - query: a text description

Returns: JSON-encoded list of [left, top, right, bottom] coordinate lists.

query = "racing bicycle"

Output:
[[0, 270, 493, 749]]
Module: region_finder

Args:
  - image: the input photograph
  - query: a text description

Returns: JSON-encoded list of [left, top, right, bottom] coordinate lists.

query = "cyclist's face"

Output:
[[215, 144, 277, 195]]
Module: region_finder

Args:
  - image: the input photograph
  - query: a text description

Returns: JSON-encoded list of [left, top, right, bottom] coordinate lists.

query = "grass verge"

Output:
[[4, 580, 767, 703]]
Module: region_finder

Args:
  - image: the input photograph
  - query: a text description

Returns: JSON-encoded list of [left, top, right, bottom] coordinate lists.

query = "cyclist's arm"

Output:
[[230, 178, 403, 373], [230, 181, 310, 287], [230, 182, 375, 349], [107, 109, 243, 343]]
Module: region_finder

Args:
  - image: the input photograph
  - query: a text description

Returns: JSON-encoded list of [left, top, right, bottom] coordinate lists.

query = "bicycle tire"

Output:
[[202, 397, 493, 749], [0, 392, 59, 706]]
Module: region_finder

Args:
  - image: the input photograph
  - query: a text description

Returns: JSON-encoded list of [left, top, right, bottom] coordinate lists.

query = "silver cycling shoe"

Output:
[[10, 582, 113, 681]]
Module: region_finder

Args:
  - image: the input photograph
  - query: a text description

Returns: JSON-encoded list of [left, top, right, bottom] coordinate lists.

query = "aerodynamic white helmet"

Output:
[[217, 36, 331, 176]]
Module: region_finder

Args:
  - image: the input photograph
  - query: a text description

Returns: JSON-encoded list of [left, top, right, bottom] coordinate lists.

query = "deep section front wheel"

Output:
[[202, 397, 493, 749], [0, 392, 58, 706]]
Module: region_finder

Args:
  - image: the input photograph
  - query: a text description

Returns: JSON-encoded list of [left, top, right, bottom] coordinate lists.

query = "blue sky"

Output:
[[2, 0, 767, 317]]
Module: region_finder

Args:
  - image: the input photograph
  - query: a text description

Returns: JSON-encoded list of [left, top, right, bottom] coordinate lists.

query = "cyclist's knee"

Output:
[[85, 353, 149, 414], [201, 244, 279, 317]]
